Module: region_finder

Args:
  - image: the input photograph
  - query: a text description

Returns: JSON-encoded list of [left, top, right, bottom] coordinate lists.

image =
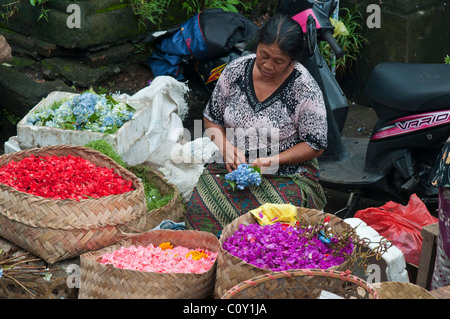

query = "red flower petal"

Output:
[[0, 155, 133, 199]]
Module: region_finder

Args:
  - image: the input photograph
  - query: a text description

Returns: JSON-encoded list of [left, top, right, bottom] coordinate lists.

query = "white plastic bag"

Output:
[[118, 76, 217, 200]]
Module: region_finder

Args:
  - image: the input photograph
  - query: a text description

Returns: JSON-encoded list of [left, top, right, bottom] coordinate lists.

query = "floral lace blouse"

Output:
[[204, 54, 327, 175]]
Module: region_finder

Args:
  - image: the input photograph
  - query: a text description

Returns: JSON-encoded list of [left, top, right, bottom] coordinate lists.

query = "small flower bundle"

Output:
[[225, 164, 262, 190], [0, 154, 133, 200], [98, 242, 217, 274], [0, 247, 57, 298], [27, 91, 135, 134], [222, 217, 355, 271]]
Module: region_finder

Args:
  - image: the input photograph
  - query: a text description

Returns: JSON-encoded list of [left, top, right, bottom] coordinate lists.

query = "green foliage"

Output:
[[445, 55, 450, 64], [129, 0, 172, 29], [129, 165, 174, 211], [1, 108, 21, 126], [84, 139, 174, 212], [1, 0, 52, 22], [29, 0, 52, 21], [129, 0, 256, 29], [319, 6, 368, 77], [84, 139, 128, 168], [29, 0, 46, 5], [0, 1, 20, 22], [180, 0, 253, 18]]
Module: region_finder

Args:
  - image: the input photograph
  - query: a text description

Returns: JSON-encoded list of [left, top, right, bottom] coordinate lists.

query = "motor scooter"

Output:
[[278, 0, 450, 216]]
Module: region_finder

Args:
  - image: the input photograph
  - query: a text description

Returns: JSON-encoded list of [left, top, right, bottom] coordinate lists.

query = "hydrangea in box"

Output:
[[16, 91, 152, 159]]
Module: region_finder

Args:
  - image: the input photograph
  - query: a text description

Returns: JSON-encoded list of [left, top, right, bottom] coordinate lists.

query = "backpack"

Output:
[[147, 8, 258, 80]]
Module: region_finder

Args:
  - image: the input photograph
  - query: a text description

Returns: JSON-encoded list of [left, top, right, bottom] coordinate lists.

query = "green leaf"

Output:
[[103, 125, 119, 134], [126, 103, 135, 112], [225, 4, 238, 12], [86, 87, 96, 94], [105, 95, 118, 105], [42, 115, 53, 125], [89, 113, 99, 123], [49, 100, 64, 111]]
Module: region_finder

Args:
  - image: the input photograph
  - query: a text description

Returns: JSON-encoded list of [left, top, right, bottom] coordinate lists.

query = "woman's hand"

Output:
[[251, 156, 279, 174], [204, 117, 247, 172], [223, 142, 246, 172]]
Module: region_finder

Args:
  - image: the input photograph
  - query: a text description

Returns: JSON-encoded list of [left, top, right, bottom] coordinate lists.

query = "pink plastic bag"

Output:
[[354, 193, 438, 266]]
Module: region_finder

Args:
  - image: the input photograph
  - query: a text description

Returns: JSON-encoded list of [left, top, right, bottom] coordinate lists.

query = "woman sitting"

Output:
[[186, 14, 328, 236]]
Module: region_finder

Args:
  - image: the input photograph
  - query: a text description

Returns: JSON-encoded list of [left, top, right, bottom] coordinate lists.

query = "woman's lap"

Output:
[[185, 163, 326, 236]]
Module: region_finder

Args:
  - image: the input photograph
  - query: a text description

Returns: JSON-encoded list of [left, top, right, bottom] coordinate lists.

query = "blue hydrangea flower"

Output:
[[52, 102, 72, 125], [44, 120, 59, 128], [71, 92, 99, 125], [27, 91, 135, 134], [225, 164, 262, 190], [27, 112, 40, 125], [101, 113, 116, 128]]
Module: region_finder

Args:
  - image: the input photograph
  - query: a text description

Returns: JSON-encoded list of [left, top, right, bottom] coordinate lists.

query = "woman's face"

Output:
[[255, 42, 293, 81]]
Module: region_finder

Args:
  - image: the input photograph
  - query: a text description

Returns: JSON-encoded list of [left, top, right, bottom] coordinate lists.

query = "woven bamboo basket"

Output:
[[372, 282, 438, 299], [0, 145, 147, 264], [79, 229, 219, 299], [215, 207, 358, 298], [128, 166, 186, 229], [221, 269, 379, 299]]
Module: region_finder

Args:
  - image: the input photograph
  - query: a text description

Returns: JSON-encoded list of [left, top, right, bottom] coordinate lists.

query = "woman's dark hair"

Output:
[[256, 14, 305, 61]]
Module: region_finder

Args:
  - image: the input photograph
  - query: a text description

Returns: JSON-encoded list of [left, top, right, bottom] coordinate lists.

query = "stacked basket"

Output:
[[128, 166, 186, 229], [0, 144, 188, 299]]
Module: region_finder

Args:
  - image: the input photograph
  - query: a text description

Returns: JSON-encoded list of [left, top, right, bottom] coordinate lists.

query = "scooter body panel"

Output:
[[370, 110, 450, 142], [367, 110, 450, 173], [319, 136, 383, 188], [365, 63, 450, 120]]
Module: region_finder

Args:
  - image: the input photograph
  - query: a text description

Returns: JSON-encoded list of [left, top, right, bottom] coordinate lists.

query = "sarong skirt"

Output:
[[186, 163, 327, 236]]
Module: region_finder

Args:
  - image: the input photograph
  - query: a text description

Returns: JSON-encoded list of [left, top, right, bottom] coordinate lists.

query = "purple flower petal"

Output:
[[223, 222, 354, 271]]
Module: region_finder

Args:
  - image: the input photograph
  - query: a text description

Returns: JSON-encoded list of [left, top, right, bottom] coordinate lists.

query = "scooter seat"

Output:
[[365, 62, 450, 120]]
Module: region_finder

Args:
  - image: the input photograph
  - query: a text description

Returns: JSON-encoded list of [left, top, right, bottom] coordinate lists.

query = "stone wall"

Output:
[[339, 0, 450, 103], [1, 0, 144, 49], [0, 35, 11, 62], [0, 0, 148, 119]]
